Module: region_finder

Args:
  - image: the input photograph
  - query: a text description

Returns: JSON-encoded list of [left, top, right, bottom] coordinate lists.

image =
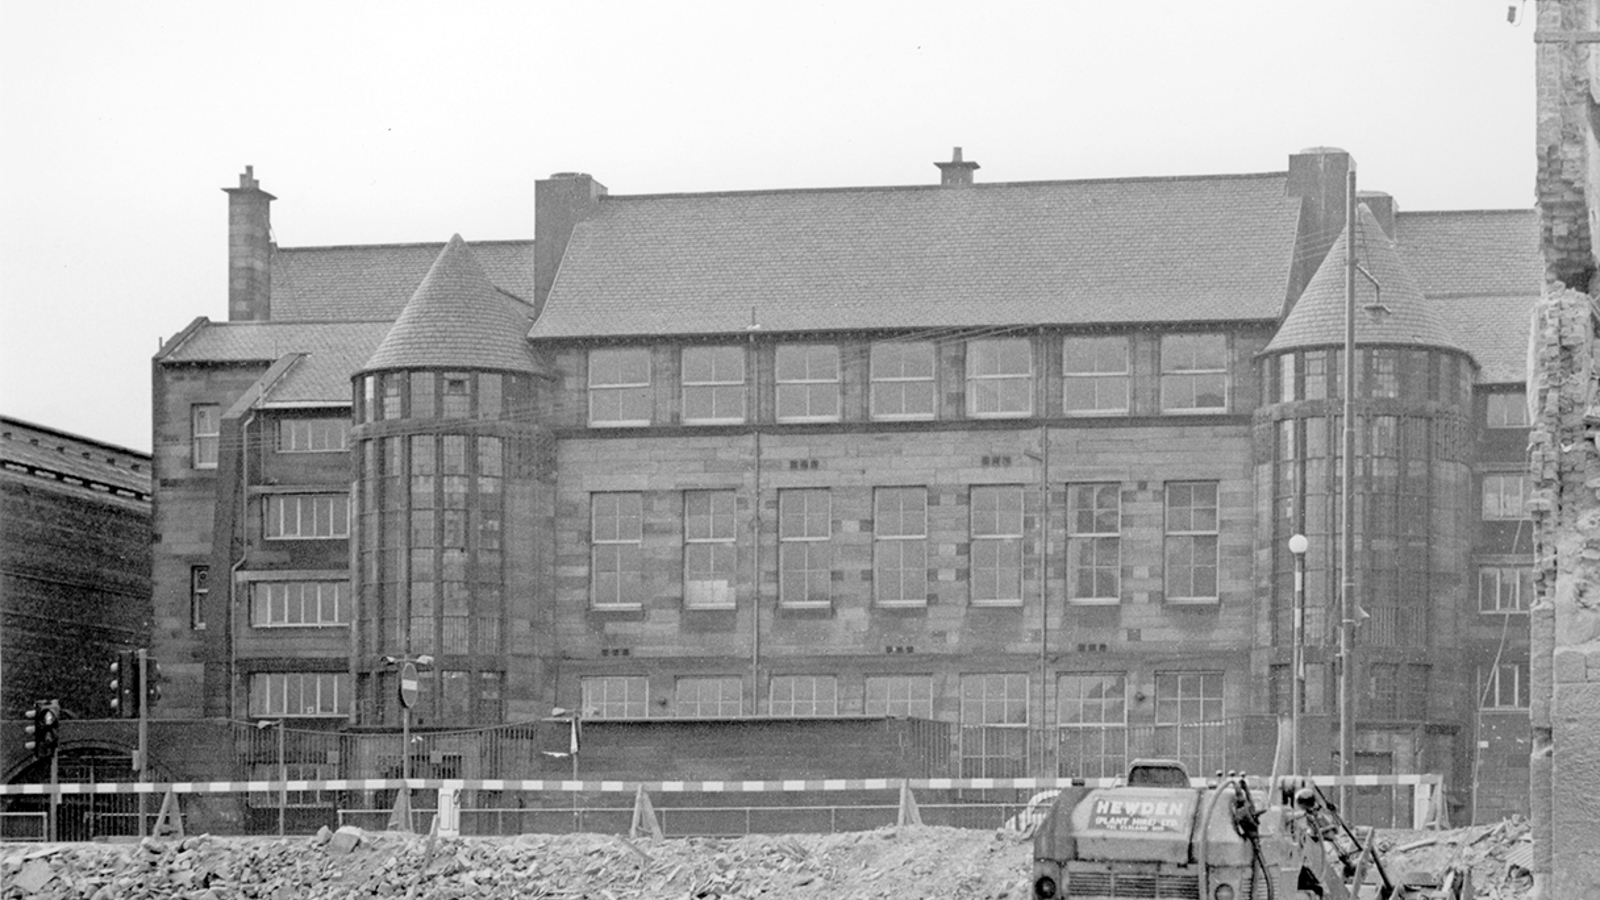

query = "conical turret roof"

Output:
[[1264, 205, 1466, 358], [359, 235, 537, 375]]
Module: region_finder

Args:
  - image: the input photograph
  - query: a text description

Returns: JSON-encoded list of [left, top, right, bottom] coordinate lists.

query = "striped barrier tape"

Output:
[[0, 773, 1440, 796]]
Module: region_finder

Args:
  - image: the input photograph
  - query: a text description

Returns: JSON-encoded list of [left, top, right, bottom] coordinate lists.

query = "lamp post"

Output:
[[1288, 534, 1309, 776], [257, 719, 285, 836]]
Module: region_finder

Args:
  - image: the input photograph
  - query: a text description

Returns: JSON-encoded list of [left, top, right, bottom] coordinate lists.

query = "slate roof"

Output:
[[1, 415, 152, 498], [1265, 205, 1464, 356], [1443, 295, 1536, 384], [1395, 209, 1542, 298], [158, 320, 390, 404], [360, 236, 538, 375], [271, 239, 535, 322], [530, 173, 1304, 339]]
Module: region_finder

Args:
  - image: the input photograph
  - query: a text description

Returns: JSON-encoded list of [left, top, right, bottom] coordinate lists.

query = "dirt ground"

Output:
[[0, 818, 1534, 900]]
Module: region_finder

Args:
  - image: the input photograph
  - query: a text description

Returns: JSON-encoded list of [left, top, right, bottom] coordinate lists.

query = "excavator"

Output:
[[1030, 759, 1471, 899]]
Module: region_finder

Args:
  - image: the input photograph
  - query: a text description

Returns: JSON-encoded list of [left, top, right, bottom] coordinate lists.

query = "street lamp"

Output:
[[257, 719, 286, 836], [1288, 534, 1309, 776]]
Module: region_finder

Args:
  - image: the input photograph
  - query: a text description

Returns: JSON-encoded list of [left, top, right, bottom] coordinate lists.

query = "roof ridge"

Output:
[[604, 170, 1290, 203], [277, 238, 533, 252], [1397, 208, 1537, 217]]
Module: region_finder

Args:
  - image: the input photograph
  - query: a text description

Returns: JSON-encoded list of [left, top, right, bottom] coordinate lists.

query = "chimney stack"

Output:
[[1357, 190, 1397, 239], [935, 147, 979, 187], [223, 166, 275, 322], [534, 172, 607, 316], [1285, 147, 1354, 306]]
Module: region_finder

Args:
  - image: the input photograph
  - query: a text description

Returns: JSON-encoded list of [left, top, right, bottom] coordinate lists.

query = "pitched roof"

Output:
[[1, 416, 151, 498], [1396, 209, 1542, 298], [271, 239, 535, 322], [1441, 295, 1535, 384], [530, 173, 1303, 339], [157, 320, 390, 404], [360, 236, 538, 375], [1265, 205, 1464, 356]]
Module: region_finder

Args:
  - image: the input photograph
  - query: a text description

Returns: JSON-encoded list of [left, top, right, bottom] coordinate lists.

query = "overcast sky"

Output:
[[0, 1, 1537, 453]]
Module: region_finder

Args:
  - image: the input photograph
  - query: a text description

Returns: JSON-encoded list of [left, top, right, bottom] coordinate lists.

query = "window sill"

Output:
[[1067, 597, 1121, 606], [1166, 597, 1220, 606], [874, 600, 928, 609], [869, 413, 937, 422], [251, 623, 351, 630], [778, 600, 832, 610], [1159, 407, 1228, 415], [590, 603, 644, 613], [589, 420, 652, 429], [966, 410, 1035, 420], [1061, 409, 1129, 417], [970, 598, 1024, 608], [684, 603, 737, 612], [775, 416, 843, 425]]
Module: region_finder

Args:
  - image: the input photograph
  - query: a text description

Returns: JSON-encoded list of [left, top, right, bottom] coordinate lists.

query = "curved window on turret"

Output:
[[1305, 350, 1332, 400], [382, 373, 404, 420], [480, 374, 502, 420], [1277, 354, 1296, 403], [442, 373, 471, 418], [410, 372, 435, 418], [1365, 350, 1399, 398]]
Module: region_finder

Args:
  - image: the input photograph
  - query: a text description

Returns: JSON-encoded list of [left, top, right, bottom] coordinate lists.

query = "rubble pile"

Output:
[[1, 825, 1033, 900], [0, 819, 1538, 899]]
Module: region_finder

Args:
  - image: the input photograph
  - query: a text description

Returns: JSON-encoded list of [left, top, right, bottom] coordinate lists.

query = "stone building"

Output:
[[144, 150, 1538, 819], [1, 416, 151, 775]]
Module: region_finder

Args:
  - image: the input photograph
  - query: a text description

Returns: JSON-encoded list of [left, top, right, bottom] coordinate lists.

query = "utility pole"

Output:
[[1339, 168, 1357, 814], [138, 647, 150, 838]]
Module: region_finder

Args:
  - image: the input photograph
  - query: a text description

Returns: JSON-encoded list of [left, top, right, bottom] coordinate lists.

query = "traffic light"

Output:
[[145, 657, 163, 709], [23, 701, 59, 759], [109, 650, 139, 718]]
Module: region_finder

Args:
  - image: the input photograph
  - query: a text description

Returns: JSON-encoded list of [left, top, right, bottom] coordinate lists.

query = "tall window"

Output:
[[970, 486, 1023, 605], [1480, 662, 1530, 709], [251, 581, 350, 627], [190, 565, 209, 630], [1479, 566, 1533, 613], [592, 493, 644, 608], [966, 338, 1033, 417], [684, 490, 737, 609], [769, 675, 838, 716], [249, 672, 351, 718], [776, 345, 840, 422], [1057, 673, 1128, 778], [1369, 663, 1429, 720], [1365, 349, 1399, 398], [381, 373, 404, 420], [870, 341, 936, 420], [410, 372, 436, 419], [874, 487, 928, 606], [265, 494, 349, 539], [1068, 483, 1121, 604], [675, 676, 743, 717], [865, 675, 934, 718], [1062, 336, 1129, 414], [960, 673, 1030, 777], [1486, 392, 1530, 429], [278, 418, 349, 453], [1164, 482, 1219, 602], [582, 676, 649, 718], [589, 348, 652, 427], [779, 489, 831, 607], [1482, 474, 1530, 520], [1160, 334, 1227, 412], [682, 346, 746, 424], [1153, 671, 1225, 773], [192, 404, 220, 469]]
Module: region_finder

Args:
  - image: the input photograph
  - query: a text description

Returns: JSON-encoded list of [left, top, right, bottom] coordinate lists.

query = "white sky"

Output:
[[0, 0, 1537, 453]]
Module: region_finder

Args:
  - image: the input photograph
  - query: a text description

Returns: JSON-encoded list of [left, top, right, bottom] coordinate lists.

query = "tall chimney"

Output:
[[534, 172, 607, 316], [1285, 147, 1354, 306], [223, 166, 275, 322], [1357, 190, 1397, 239], [935, 147, 980, 187]]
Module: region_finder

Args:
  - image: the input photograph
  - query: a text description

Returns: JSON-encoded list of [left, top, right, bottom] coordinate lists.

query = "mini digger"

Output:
[[1030, 759, 1471, 900]]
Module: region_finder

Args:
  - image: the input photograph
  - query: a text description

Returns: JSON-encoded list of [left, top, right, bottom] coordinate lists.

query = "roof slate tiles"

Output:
[[1396, 209, 1542, 298], [271, 240, 534, 322], [360, 236, 538, 375], [530, 174, 1304, 339], [160, 321, 390, 403], [1265, 205, 1466, 356]]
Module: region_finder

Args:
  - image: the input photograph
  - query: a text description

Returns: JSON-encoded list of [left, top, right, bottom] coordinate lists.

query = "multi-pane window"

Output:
[[865, 675, 934, 718], [870, 341, 936, 420], [249, 672, 351, 718], [776, 345, 841, 422], [970, 486, 1023, 605], [684, 490, 737, 609], [1486, 392, 1530, 429], [1481, 662, 1530, 709], [278, 418, 349, 453], [769, 675, 838, 716], [682, 346, 746, 424], [1160, 334, 1227, 412], [1067, 483, 1121, 603], [1062, 336, 1129, 414], [966, 338, 1033, 417], [592, 493, 644, 608], [874, 487, 928, 606], [190, 565, 209, 630], [1057, 673, 1128, 779], [1164, 482, 1219, 602], [1478, 566, 1533, 613], [589, 348, 652, 427], [192, 404, 220, 469], [960, 673, 1030, 778], [441, 373, 471, 418], [382, 373, 404, 420], [779, 489, 831, 607], [1154, 671, 1225, 773], [1482, 474, 1531, 520], [265, 494, 349, 539], [1366, 349, 1399, 398], [251, 581, 350, 627], [582, 676, 649, 718], [1369, 663, 1429, 720], [675, 676, 743, 717]]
